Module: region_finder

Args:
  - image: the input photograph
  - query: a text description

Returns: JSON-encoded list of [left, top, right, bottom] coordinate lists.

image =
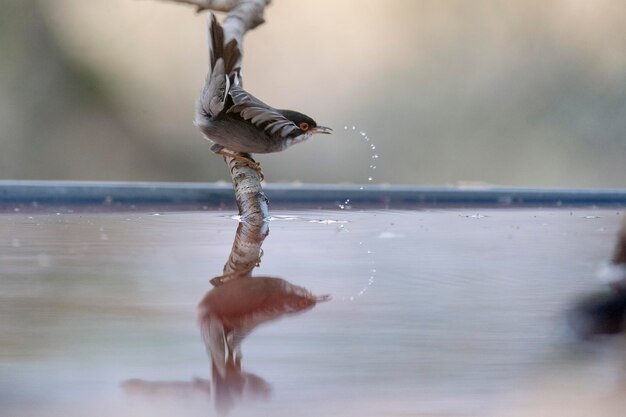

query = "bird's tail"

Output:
[[196, 13, 242, 123], [208, 13, 241, 81]]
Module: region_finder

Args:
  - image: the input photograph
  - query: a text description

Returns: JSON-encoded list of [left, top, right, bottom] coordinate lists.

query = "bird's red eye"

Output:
[[299, 122, 309, 131]]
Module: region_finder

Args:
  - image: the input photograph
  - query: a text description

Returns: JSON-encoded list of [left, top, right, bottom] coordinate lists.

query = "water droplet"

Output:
[[368, 177, 373, 181], [359, 186, 364, 190], [153, 213, 161, 216], [367, 250, 372, 254], [343, 125, 348, 130], [370, 145, 376, 150], [349, 296, 355, 301], [372, 166, 377, 169], [372, 154, 379, 159], [351, 126, 356, 130]]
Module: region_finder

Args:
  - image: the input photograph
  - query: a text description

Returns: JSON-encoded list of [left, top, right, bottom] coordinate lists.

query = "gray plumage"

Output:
[[194, 13, 331, 155]]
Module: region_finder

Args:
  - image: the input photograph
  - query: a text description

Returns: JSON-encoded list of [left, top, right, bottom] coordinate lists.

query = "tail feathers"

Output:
[[222, 39, 241, 77], [208, 13, 224, 70], [208, 13, 241, 78]]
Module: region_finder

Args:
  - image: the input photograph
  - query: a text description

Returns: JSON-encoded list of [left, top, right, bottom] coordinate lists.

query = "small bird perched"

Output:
[[194, 14, 332, 175]]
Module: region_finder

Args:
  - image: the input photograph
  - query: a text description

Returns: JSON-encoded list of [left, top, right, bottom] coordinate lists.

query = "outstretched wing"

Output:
[[227, 87, 299, 138]]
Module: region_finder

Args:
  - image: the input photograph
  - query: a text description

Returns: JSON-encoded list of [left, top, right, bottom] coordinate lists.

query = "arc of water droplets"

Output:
[[334, 125, 379, 301]]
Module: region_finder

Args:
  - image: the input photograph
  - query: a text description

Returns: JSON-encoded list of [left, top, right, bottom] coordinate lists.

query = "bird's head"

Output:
[[279, 110, 333, 137]]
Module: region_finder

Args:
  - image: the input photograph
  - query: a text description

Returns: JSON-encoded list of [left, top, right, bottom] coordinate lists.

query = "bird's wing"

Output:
[[227, 87, 299, 138]]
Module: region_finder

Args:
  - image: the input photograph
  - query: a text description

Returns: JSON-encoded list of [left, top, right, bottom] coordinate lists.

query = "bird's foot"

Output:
[[213, 150, 265, 181]]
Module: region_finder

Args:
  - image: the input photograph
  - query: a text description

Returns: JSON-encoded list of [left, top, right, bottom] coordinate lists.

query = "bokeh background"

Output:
[[1, 0, 625, 187]]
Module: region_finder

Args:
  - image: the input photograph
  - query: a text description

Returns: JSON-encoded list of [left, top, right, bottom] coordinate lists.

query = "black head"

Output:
[[278, 110, 332, 135]]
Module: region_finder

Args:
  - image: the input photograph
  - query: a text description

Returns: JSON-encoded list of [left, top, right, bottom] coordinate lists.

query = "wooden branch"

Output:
[[221, 0, 269, 49], [161, 0, 241, 13], [224, 154, 269, 224]]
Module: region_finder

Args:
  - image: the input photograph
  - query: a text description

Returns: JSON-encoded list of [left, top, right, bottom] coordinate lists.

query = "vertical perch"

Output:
[[226, 155, 269, 224]]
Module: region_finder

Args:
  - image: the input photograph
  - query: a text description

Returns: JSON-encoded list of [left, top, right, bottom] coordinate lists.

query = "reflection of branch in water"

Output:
[[212, 221, 269, 286]]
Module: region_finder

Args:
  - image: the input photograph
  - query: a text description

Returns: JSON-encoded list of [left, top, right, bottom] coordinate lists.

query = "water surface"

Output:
[[1, 208, 625, 416]]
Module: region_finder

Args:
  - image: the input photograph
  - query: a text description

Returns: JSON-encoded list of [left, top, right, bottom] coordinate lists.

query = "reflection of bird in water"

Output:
[[198, 276, 329, 414], [198, 276, 330, 374]]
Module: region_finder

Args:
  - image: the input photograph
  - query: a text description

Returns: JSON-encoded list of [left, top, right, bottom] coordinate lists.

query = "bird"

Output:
[[194, 13, 332, 177]]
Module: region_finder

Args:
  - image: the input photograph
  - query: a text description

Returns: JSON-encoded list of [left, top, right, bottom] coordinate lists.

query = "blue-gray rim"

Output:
[[0, 180, 625, 209]]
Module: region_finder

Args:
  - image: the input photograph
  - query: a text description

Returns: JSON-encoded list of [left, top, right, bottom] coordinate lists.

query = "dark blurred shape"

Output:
[[569, 216, 626, 340], [568, 290, 626, 339], [613, 219, 626, 265]]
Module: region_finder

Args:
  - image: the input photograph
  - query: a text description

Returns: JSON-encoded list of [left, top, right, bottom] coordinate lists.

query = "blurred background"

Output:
[[1, 0, 625, 187]]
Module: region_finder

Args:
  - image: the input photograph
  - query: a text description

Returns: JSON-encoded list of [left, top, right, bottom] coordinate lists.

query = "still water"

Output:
[[1, 208, 625, 416]]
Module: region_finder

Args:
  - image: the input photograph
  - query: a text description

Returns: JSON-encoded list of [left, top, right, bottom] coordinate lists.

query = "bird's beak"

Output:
[[312, 294, 332, 303], [313, 126, 333, 135]]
